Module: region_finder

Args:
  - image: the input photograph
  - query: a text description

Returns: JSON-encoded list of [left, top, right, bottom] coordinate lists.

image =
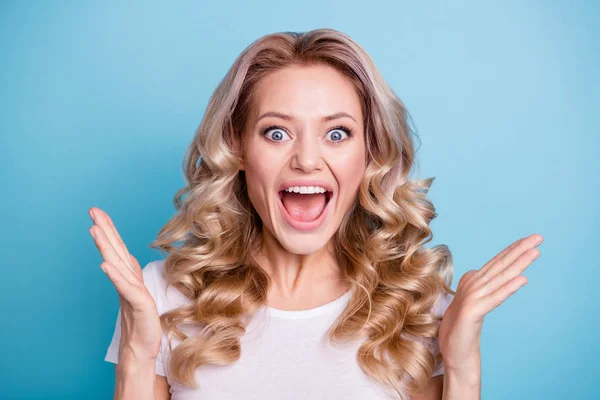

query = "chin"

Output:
[[276, 231, 334, 255]]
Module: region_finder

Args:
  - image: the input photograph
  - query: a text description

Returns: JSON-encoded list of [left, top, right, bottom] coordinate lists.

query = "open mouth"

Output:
[[277, 185, 334, 230]]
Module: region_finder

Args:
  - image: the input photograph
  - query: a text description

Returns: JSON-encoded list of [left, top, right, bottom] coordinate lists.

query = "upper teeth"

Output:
[[284, 186, 328, 194]]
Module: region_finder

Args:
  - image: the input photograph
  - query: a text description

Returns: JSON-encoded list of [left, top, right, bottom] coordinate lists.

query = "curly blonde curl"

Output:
[[149, 28, 455, 399]]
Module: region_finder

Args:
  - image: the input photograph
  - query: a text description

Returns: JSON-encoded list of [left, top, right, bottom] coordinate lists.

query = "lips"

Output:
[[276, 180, 335, 232]]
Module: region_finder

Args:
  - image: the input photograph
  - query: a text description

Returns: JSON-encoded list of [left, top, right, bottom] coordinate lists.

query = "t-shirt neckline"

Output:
[[265, 290, 352, 320]]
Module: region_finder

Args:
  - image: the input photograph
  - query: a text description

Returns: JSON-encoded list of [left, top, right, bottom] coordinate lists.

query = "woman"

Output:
[[89, 28, 542, 399]]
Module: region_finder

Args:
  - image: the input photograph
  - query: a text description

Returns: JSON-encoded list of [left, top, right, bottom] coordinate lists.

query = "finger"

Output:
[[477, 234, 542, 286], [100, 261, 129, 293], [476, 274, 528, 315], [127, 254, 143, 282], [89, 207, 135, 273], [90, 225, 139, 285], [89, 207, 131, 266], [481, 247, 540, 295], [100, 261, 142, 305], [477, 237, 524, 275], [457, 269, 478, 291], [462, 237, 525, 291], [103, 209, 135, 268], [129, 254, 141, 270]]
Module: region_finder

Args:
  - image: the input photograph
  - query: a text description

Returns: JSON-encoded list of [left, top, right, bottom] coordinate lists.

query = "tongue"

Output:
[[280, 192, 327, 222]]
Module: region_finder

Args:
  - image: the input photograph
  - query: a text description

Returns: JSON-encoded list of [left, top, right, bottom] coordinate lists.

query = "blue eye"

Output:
[[264, 126, 291, 142], [326, 126, 352, 142]]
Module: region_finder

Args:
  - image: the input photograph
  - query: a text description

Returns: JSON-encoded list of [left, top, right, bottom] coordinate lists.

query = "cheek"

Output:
[[337, 163, 365, 199], [245, 151, 280, 187], [242, 142, 284, 211], [329, 145, 366, 202], [244, 168, 267, 213]]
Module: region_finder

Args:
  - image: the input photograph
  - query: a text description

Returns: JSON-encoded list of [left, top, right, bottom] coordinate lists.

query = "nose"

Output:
[[290, 135, 324, 173]]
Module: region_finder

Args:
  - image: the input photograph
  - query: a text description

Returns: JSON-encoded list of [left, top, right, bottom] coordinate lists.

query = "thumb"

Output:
[[128, 253, 141, 270]]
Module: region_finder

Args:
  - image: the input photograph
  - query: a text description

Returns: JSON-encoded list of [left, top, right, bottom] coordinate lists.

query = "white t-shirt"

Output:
[[105, 260, 452, 399]]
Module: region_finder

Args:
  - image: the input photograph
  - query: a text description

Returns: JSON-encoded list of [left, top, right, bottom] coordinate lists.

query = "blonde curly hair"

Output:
[[149, 28, 455, 398]]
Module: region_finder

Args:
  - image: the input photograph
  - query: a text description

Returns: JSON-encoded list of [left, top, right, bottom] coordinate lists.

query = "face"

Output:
[[238, 63, 366, 255]]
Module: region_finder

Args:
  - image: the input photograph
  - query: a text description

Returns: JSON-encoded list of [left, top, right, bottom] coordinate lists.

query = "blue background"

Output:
[[1, 1, 598, 399]]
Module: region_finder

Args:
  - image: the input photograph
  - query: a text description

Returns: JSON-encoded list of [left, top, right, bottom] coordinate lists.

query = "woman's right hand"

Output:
[[89, 207, 162, 363]]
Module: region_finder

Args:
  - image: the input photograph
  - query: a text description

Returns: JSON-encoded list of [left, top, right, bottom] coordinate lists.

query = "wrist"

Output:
[[443, 349, 481, 372], [118, 347, 157, 373], [445, 364, 481, 386], [118, 339, 159, 363], [443, 352, 481, 384], [443, 368, 481, 400]]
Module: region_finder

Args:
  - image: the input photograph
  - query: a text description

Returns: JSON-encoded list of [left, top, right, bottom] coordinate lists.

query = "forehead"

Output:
[[249, 63, 363, 123]]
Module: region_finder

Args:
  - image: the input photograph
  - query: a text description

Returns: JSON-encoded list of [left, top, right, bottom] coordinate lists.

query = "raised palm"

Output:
[[88, 207, 162, 362]]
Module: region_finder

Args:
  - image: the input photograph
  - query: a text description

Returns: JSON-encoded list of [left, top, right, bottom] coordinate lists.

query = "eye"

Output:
[[325, 126, 352, 142], [263, 126, 292, 142]]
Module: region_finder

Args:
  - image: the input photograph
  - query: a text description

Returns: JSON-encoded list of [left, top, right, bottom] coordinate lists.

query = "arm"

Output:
[[410, 360, 481, 400], [442, 365, 480, 400], [114, 350, 171, 400], [433, 233, 542, 400], [88, 208, 170, 400]]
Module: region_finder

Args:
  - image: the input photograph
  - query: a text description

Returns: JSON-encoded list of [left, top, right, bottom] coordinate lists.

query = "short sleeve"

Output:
[[430, 291, 454, 377], [104, 260, 167, 377]]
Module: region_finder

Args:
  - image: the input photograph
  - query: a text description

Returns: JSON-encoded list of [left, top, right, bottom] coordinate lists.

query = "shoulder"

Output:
[[140, 258, 191, 314], [141, 258, 166, 285], [431, 291, 454, 318]]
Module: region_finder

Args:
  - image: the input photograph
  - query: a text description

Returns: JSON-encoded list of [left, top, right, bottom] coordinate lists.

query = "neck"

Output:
[[253, 227, 349, 310]]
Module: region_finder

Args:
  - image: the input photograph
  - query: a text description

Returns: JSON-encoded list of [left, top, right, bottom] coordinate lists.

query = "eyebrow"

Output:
[[256, 111, 357, 123]]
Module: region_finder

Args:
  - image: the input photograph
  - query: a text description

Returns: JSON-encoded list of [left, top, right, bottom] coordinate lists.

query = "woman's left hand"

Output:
[[438, 233, 543, 372]]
